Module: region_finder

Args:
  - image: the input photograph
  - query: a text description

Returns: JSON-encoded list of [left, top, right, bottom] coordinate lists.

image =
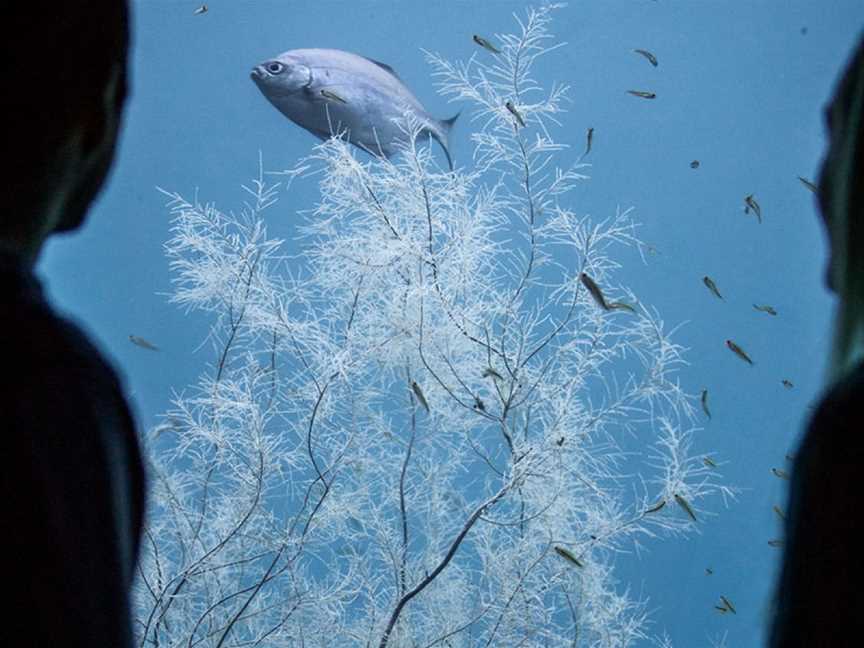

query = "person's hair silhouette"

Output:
[[2, 3, 145, 646], [770, 34, 864, 647]]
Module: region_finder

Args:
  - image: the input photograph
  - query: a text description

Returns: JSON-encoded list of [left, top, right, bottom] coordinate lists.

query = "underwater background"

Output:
[[40, 1, 864, 646]]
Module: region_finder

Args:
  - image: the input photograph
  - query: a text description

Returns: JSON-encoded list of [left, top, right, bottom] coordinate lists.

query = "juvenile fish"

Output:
[[584, 127, 594, 156], [726, 339, 753, 365], [773, 505, 786, 520], [320, 89, 347, 104], [703, 276, 724, 300], [772, 467, 790, 480], [129, 334, 159, 351], [193, 4, 207, 15], [411, 380, 430, 413], [690, 160, 700, 169], [633, 48, 658, 66], [719, 595, 737, 614], [505, 100, 526, 128], [798, 176, 817, 192], [782, 379, 794, 389], [627, 90, 656, 99], [753, 304, 778, 316], [768, 539, 785, 547], [482, 367, 504, 380], [580, 272, 609, 310], [701, 389, 711, 419], [473, 396, 487, 412], [472, 34, 500, 54], [608, 301, 636, 313], [703, 456, 717, 468], [744, 194, 762, 223], [554, 545, 584, 567], [674, 493, 697, 522], [705, 567, 714, 575]]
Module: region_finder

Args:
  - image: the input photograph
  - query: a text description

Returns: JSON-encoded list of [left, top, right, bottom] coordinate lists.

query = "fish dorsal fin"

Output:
[[362, 56, 402, 81]]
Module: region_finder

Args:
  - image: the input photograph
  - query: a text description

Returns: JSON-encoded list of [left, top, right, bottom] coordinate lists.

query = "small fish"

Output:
[[703, 456, 717, 468], [714, 605, 730, 614], [580, 272, 609, 310], [725, 339, 753, 365], [473, 396, 487, 412], [193, 4, 207, 15], [674, 493, 697, 522], [627, 90, 656, 99], [772, 505, 786, 520], [785, 453, 794, 462], [719, 596, 736, 614], [753, 304, 778, 316], [584, 127, 594, 157], [320, 88, 348, 104], [482, 367, 504, 380], [705, 567, 714, 576], [744, 194, 762, 223], [472, 34, 500, 54], [129, 334, 159, 351], [798, 176, 817, 192], [768, 539, 785, 547], [411, 380, 430, 413], [555, 436, 565, 446], [701, 389, 711, 419], [703, 276, 724, 300], [772, 467, 790, 480], [633, 48, 658, 67], [645, 500, 666, 514], [690, 160, 700, 169], [505, 101, 526, 128], [781, 379, 794, 389], [554, 546, 584, 567]]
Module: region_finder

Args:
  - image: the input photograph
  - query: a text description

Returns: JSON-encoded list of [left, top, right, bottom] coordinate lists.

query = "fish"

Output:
[[553, 545, 584, 567], [714, 605, 730, 614], [645, 500, 666, 514], [129, 334, 159, 351], [472, 34, 500, 54], [703, 456, 717, 468], [584, 127, 594, 156], [782, 379, 794, 389], [798, 176, 817, 192], [320, 88, 347, 104], [701, 389, 711, 419], [633, 49, 658, 67], [580, 272, 609, 310], [772, 467, 790, 480], [411, 380, 430, 413], [251, 48, 459, 169], [719, 596, 736, 614], [690, 160, 700, 169], [726, 339, 753, 365], [505, 100, 526, 128], [627, 90, 656, 99], [674, 493, 697, 522], [703, 276, 724, 300], [705, 567, 714, 575], [473, 396, 487, 412], [482, 367, 504, 380], [608, 301, 637, 313], [193, 4, 207, 15], [744, 194, 762, 223], [753, 304, 778, 316], [768, 539, 785, 547], [773, 505, 786, 520]]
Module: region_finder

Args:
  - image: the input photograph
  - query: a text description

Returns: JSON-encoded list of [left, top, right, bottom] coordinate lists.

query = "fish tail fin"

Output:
[[434, 111, 460, 170]]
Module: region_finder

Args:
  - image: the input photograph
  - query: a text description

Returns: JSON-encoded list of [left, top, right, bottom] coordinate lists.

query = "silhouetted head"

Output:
[[3, 2, 130, 262], [817, 34, 864, 378]]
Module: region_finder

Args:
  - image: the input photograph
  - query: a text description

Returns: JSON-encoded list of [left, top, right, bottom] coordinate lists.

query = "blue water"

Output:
[[40, 1, 864, 646]]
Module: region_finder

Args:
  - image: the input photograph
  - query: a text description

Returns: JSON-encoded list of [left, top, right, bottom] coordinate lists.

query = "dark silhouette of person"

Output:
[[770, 34, 864, 646], [2, 2, 145, 646]]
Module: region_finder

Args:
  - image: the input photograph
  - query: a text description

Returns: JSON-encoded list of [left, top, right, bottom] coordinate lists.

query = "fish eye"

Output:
[[267, 62, 284, 75]]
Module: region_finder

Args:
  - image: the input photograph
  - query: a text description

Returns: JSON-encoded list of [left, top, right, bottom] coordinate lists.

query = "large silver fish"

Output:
[[251, 48, 458, 168]]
